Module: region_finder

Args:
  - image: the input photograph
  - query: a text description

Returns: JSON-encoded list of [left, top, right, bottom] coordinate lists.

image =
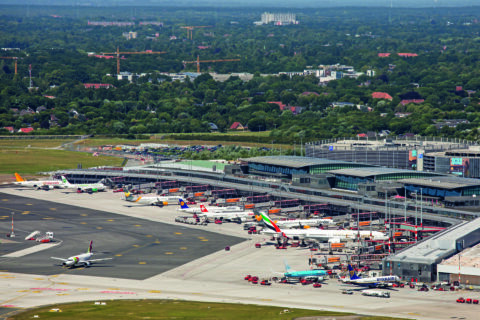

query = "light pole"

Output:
[[10, 212, 15, 238]]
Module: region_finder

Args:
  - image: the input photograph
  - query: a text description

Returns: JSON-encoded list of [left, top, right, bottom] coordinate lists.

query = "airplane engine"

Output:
[[83, 261, 91, 267], [63, 259, 77, 267]]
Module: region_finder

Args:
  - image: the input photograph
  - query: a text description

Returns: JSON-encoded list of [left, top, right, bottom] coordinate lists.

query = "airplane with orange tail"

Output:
[[13, 172, 67, 189]]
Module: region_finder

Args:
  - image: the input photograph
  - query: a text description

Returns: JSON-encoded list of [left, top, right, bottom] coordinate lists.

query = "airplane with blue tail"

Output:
[[343, 264, 400, 288], [281, 260, 329, 281]]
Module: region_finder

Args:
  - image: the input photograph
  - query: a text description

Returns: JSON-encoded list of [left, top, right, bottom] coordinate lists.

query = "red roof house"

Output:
[[3, 126, 14, 133], [398, 53, 418, 57], [400, 99, 424, 106], [378, 53, 391, 57], [18, 127, 34, 133], [372, 92, 393, 100], [230, 122, 244, 130]]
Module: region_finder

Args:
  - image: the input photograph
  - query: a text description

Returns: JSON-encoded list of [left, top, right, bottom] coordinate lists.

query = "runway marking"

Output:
[[31, 290, 42, 293], [80, 222, 87, 224], [108, 288, 120, 290], [43, 217, 54, 220], [50, 275, 59, 278], [133, 244, 140, 248], [57, 282, 69, 285], [107, 219, 114, 222], [56, 293, 69, 296], [26, 203, 33, 206], [50, 208, 57, 211], [139, 262, 147, 265], [175, 232, 182, 235], [146, 235, 153, 237], [0, 276, 15, 279], [135, 224, 142, 227], [149, 290, 161, 293], [165, 252, 173, 255], [197, 237, 205, 240], [0, 215, 9, 218], [96, 227, 103, 230], [76, 288, 89, 290], [81, 214, 88, 216], [408, 313, 420, 316], [115, 254, 123, 257], [17, 290, 29, 292], [34, 278, 44, 280], [1, 199, 8, 201], [154, 240, 161, 244], [261, 299, 272, 301], [22, 211, 30, 215], [180, 247, 187, 250], [191, 293, 202, 295], [201, 239, 209, 242]]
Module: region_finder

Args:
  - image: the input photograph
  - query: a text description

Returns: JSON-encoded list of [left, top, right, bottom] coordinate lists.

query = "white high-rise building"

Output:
[[254, 12, 298, 25]]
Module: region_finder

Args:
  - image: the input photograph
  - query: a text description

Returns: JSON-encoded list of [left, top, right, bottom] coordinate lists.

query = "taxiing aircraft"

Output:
[[279, 260, 328, 281], [51, 241, 112, 268], [259, 212, 388, 243], [123, 192, 181, 207], [14, 173, 66, 189], [343, 264, 400, 288], [61, 176, 106, 192], [178, 199, 202, 213]]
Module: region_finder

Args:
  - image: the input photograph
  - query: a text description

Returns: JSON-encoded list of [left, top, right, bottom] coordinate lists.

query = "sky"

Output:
[[0, 0, 476, 8]]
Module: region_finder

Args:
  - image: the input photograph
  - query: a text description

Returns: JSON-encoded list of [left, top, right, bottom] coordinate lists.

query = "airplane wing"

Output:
[[50, 257, 68, 262], [86, 258, 113, 263]]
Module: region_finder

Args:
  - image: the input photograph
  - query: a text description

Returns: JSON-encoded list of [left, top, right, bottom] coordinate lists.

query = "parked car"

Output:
[[456, 297, 465, 303]]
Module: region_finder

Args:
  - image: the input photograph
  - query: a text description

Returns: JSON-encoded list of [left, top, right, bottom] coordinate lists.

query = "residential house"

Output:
[[230, 122, 245, 130], [3, 126, 14, 133], [84, 83, 114, 89], [372, 92, 393, 100], [18, 127, 34, 133]]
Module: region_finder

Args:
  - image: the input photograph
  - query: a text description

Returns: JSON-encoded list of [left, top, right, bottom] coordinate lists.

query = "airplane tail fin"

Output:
[[61, 176, 72, 186], [347, 264, 361, 280], [200, 205, 208, 213], [259, 212, 282, 233], [179, 199, 189, 209], [284, 259, 293, 272], [124, 191, 133, 201], [14, 172, 25, 182], [88, 241, 93, 253]]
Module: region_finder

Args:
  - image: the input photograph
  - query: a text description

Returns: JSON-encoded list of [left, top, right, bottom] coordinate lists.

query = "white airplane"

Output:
[[259, 212, 388, 243], [178, 200, 254, 221], [262, 217, 335, 229], [14, 173, 66, 189], [344, 264, 400, 288], [196, 205, 255, 222], [123, 191, 181, 207], [61, 176, 106, 192], [51, 241, 112, 268]]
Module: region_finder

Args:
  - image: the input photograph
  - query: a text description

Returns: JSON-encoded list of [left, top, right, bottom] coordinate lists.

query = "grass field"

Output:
[[0, 139, 74, 148], [11, 300, 406, 320], [0, 149, 123, 175]]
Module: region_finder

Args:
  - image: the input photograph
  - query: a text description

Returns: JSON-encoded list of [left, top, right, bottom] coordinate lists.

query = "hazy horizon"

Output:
[[0, 0, 477, 8]]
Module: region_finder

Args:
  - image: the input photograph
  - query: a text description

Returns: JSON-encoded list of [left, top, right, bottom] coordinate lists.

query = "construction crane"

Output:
[[180, 26, 212, 40], [183, 55, 240, 73], [0, 57, 20, 74], [101, 47, 166, 75]]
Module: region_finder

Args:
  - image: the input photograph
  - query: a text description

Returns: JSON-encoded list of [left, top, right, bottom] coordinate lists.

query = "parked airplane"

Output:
[[61, 176, 106, 192], [197, 205, 255, 222], [178, 199, 202, 213], [343, 264, 400, 288], [123, 192, 181, 207], [14, 173, 66, 189], [199, 204, 244, 213], [51, 241, 112, 268], [256, 215, 335, 229], [279, 260, 328, 281], [259, 212, 388, 243]]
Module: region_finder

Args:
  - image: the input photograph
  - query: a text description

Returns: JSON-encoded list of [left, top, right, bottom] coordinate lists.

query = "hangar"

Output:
[[383, 218, 480, 283]]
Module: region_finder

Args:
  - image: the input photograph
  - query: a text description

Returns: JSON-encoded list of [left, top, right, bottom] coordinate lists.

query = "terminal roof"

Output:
[[399, 176, 480, 190], [240, 156, 365, 169]]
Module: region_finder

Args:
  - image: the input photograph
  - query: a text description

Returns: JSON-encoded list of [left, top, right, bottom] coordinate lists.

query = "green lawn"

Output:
[[0, 148, 123, 175], [0, 139, 74, 148], [11, 300, 407, 320]]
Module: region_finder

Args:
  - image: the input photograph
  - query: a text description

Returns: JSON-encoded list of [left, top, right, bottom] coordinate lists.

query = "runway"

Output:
[[0, 191, 244, 280]]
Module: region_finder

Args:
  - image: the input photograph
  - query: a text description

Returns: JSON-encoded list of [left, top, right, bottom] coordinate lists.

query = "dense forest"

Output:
[[1, 5, 480, 142]]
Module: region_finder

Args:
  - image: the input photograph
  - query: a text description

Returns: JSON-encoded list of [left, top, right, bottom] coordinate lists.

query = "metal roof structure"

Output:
[[385, 218, 480, 265], [240, 156, 369, 169], [328, 167, 437, 178], [399, 177, 480, 190]]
